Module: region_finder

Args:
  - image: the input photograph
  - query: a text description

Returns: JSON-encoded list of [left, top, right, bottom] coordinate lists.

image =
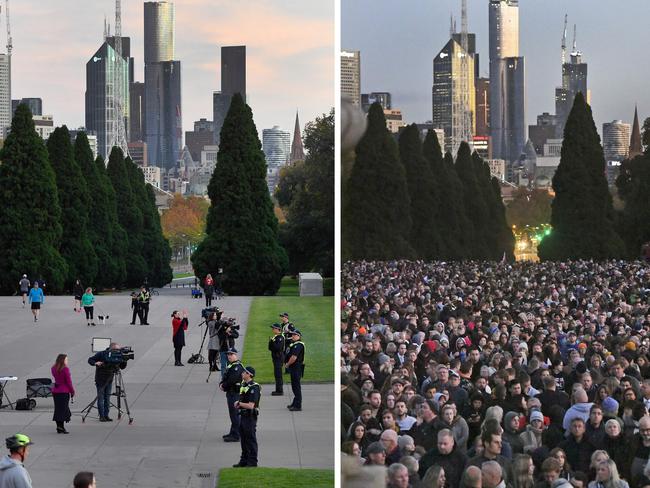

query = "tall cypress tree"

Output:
[[399, 124, 441, 259], [423, 131, 452, 258], [455, 142, 487, 258], [191, 93, 287, 295], [490, 176, 516, 260], [0, 104, 68, 293], [342, 103, 413, 260], [616, 155, 650, 258], [48, 126, 98, 289], [538, 92, 625, 260]]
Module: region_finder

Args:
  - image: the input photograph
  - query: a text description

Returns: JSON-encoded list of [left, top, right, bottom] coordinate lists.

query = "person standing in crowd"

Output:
[[220, 348, 244, 442], [81, 287, 96, 327], [204, 274, 214, 307], [268, 323, 285, 396], [233, 365, 261, 468], [129, 291, 139, 325], [285, 329, 305, 412], [51, 354, 75, 434], [27, 281, 44, 322], [88, 343, 126, 422], [72, 472, 96, 488], [0, 434, 33, 488], [73, 279, 84, 313], [18, 275, 30, 308], [206, 310, 220, 372], [171, 310, 188, 366], [137, 285, 150, 325]]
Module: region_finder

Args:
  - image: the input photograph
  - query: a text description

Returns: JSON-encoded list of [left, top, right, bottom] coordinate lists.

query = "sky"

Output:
[[342, 0, 650, 136], [10, 0, 334, 140]]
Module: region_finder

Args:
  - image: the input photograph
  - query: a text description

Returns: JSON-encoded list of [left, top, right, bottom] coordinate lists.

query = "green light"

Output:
[[545, 229, 551, 236]]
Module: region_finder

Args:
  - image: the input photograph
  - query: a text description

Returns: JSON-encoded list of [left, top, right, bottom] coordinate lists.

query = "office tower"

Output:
[[555, 23, 587, 138], [128, 141, 148, 166], [213, 46, 246, 145], [289, 111, 305, 164], [185, 118, 214, 162], [263, 126, 291, 168], [144, 1, 182, 170], [129, 81, 145, 142], [629, 106, 642, 159], [475, 78, 490, 137], [602, 120, 631, 162], [85, 37, 130, 159], [32, 115, 55, 140], [384, 109, 406, 134], [0, 54, 10, 136], [12, 98, 42, 117], [432, 38, 475, 153], [69, 128, 98, 159], [489, 0, 525, 163], [529, 112, 557, 155], [341, 50, 360, 106], [361, 92, 392, 113]]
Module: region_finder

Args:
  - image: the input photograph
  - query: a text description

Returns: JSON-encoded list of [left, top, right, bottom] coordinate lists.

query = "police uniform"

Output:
[[137, 288, 150, 325], [219, 348, 244, 441], [285, 330, 305, 411], [234, 366, 261, 468], [268, 323, 285, 395], [279, 312, 295, 354]]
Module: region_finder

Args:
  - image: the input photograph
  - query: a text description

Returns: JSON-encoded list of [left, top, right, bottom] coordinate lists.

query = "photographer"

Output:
[[206, 311, 220, 372], [171, 310, 189, 366], [87, 343, 126, 422], [210, 314, 239, 378], [219, 348, 245, 442]]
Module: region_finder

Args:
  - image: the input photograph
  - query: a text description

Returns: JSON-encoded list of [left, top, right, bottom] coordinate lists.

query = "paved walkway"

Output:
[[0, 291, 334, 487]]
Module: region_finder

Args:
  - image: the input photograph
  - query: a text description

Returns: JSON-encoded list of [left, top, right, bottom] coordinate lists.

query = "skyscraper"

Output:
[[144, 1, 182, 171], [263, 126, 291, 168], [629, 106, 642, 159], [12, 98, 42, 117], [129, 81, 145, 142], [489, 0, 525, 164], [555, 25, 588, 139], [341, 50, 360, 107], [289, 111, 305, 164], [361, 92, 392, 113], [213, 46, 246, 145], [602, 120, 631, 162], [0, 54, 10, 136], [475, 78, 490, 138]]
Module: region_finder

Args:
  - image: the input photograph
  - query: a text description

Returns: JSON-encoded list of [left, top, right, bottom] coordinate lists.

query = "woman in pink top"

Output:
[[51, 354, 75, 434]]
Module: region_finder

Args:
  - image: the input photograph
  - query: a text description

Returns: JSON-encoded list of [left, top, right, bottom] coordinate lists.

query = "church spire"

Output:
[[289, 110, 305, 164], [629, 104, 642, 159]]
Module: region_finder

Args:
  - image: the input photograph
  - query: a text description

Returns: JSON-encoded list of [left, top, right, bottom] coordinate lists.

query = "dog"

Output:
[[97, 315, 110, 325]]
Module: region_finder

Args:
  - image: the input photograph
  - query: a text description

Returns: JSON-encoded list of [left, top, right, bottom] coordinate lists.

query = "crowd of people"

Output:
[[341, 260, 650, 488]]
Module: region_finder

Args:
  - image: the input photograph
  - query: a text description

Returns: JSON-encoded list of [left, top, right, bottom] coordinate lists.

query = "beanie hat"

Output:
[[602, 396, 619, 415], [626, 341, 637, 351], [530, 410, 544, 423]]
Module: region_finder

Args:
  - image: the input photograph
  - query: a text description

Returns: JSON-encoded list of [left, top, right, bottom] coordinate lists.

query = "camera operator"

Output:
[[219, 348, 245, 443], [268, 323, 285, 396], [206, 311, 221, 372], [87, 343, 126, 422], [216, 318, 239, 378]]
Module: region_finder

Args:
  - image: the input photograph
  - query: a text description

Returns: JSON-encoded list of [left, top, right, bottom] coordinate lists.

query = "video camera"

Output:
[[222, 317, 240, 331], [105, 346, 135, 364], [202, 306, 222, 320]]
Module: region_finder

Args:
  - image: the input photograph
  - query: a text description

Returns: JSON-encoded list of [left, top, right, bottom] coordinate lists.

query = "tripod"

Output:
[[80, 369, 133, 424], [188, 320, 208, 364]]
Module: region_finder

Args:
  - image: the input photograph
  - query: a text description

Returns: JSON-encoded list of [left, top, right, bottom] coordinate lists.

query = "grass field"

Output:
[[276, 276, 334, 296], [242, 296, 334, 384], [218, 468, 334, 488]]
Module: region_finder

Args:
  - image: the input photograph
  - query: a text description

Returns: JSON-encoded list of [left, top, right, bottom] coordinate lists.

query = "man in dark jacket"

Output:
[[88, 343, 127, 422], [219, 348, 244, 442], [411, 399, 439, 452], [268, 323, 285, 395], [537, 376, 571, 416], [558, 417, 594, 474], [419, 429, 468, 486]]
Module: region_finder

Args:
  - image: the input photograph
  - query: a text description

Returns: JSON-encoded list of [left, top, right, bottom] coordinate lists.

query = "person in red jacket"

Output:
[[172, 310, 189, 366], [51, 354, 75, 434]]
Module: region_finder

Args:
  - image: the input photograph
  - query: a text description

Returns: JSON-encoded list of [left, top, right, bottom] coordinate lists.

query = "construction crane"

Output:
[[109, 0, 129, 157]]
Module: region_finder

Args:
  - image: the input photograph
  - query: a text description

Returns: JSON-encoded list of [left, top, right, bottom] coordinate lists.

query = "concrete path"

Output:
[[0, 291, 334, 487]]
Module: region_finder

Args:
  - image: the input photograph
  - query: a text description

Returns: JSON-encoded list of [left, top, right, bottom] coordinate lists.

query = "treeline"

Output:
[[0, 103, 172, 294], [342, 103, 514, 261]]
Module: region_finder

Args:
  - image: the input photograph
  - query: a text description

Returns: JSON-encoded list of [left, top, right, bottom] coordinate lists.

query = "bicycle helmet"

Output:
[[5, 433, 33, 451]]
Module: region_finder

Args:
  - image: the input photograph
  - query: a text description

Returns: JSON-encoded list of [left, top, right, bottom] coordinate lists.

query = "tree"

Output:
[[616, 155, 650, 258], [538, 92, 625, 260], [161, 195, 209, 251], [399, 124, 442, 259], [0, 104, 67, 294], [276, 110, 334, 276], [642, 116, 650, 154], [191, 93, 288, 295], [455, 142, 487, 258], [47, 126, 98, 290], [505, 187, 553, 228], [342, 103, 413, 260], [489, 176, 516, 261]]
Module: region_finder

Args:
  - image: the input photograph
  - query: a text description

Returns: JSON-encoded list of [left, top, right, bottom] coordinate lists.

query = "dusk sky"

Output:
[[342, 0, 650, 136], [10, 0, 333, 140]]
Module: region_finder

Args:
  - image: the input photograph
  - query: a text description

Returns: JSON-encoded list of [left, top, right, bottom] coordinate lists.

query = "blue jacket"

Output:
[[28, 288, 44, 304]]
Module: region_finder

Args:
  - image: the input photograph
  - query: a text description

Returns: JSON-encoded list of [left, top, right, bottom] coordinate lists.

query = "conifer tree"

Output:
[[616, 155, 650, 258], [192, 94, 287, 295], [455, 142, 486, 258], [538, 92, 625, 260], [422, 131, 452, 258], [0, 104, 68, 293], [342, 103, 413, 260]]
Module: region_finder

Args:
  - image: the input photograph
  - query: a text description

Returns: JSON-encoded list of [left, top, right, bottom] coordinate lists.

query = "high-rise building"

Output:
[[32, 115, 55, 140], [475, 78, 490, 138], [384, 109, 406, 134], [85, 37, 130, 159], [629, 106, 642, 159], [341, 50, 361, 107], [361, 92, 391, 113], [289, 111, 305, 164], [69, 128, 98, 159], [213, 46, 246, 145], [0, 54, 10, 136], [602, 120, 631, 162], [432, 38, 475, 153], [12, 98, 42, 117], [528, 112, 557, 155], [144, 1, 182, 170], [263, 126, 291, 169], [185, 118, 214, 162], [555, 27, 588, 138], [489, 0, 525, 163], [128, 141, 148, 166], [129, 81, 145, 142]]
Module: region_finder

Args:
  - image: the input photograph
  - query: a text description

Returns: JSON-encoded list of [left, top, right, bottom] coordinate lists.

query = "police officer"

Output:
[[285, 330, 305, 412], [268, 323, 285, 395], [233, 365, 260, 468], [279, 312, 295, 354], [137, 286, 151, 325], [219, 347, 244, 442]]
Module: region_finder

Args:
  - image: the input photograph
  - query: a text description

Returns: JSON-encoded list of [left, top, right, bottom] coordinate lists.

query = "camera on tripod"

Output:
[[202, 306, 222, 320], [105, 346, 135, 364]]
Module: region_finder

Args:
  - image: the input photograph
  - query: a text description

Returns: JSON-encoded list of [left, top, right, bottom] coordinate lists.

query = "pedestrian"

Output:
[[171, 310, 188, 366], [27, 281, 44, 322], [219, 347, 244, 442], [51, 353, 75, 434], [268, 323, 285, 396], [137, 285, 150, 325], [129, 291, 139, 325], [285, 329, 305, 411], [0, 434, 33, 488], [81, 287, 96, 326], [73, 279, 84, 313], [18, 275, 30, 308], [233, 365, 261, 468], [204, 274, 214, 307], [72, 472, 96, 488]]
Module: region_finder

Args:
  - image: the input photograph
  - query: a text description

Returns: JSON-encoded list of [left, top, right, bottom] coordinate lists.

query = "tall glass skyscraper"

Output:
[[555, 46, 587, 138], [263, 126, 291, 168], [0, 54, 11, 136], [213, 46, 246, 145]]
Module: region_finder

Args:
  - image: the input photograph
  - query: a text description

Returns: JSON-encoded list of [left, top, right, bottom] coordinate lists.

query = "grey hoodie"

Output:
[[562, 402, 593, 431], [0, 455, 32, 488]]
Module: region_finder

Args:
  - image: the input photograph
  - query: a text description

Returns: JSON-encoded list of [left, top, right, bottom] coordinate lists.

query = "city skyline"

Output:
[[342, 0, 650, 136], [10, 1, 333, 143]]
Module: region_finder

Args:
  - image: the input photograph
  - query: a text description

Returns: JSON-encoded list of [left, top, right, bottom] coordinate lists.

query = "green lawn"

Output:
[[173, 272, 193, 279], [219, 468, 334, 488], [242, 296, 334, 384], [276, 276, 334, 296]]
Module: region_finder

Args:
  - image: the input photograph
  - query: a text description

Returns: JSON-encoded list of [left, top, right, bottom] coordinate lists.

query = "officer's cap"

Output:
[[270, 323, 282, 330], [279, 312, 290, 318], [291, 329, 302, 336], [244, 365, 255, 377], [226, 347, 238, 355]]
